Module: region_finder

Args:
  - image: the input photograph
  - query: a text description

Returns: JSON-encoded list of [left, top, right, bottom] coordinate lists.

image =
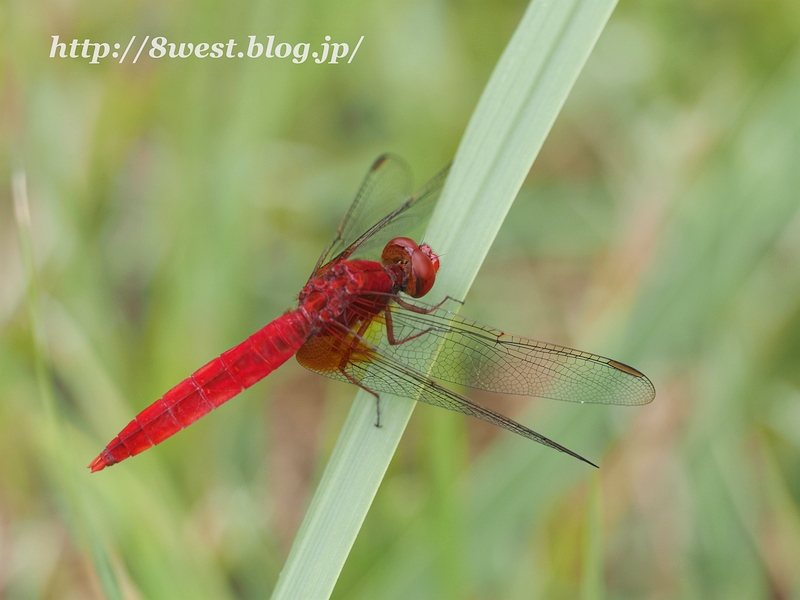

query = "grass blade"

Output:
[[271, 1, 618, 598]]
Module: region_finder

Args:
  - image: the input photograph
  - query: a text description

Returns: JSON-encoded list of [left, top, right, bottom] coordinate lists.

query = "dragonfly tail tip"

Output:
[[88, 454, 109, 473]]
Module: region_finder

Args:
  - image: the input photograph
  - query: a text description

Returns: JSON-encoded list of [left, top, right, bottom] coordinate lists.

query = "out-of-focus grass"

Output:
[[581, 473, 604, 600], [2, 0, 800, 598], [13, 167, 123, 599]]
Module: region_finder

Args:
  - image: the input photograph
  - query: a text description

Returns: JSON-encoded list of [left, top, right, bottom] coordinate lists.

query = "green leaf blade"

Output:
[[271, 1, 618, 598]]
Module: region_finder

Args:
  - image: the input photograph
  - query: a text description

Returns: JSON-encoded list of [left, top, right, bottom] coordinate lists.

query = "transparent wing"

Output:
[[296, 324, 596, 466], [312, 154, 450, 275], [373, 297, 656, 406]]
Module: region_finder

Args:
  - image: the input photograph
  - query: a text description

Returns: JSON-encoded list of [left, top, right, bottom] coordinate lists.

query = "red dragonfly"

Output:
[[89, 155, 655, 472]]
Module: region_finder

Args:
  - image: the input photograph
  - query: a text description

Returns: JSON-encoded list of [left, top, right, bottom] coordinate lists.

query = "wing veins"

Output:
[[321, 322, 596, 466], [313, 158, 451, 275], [375, 302, 655, 406]]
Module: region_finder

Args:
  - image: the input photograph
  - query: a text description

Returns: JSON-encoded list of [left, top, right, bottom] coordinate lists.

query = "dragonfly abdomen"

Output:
[[89, 311, 311, 472]]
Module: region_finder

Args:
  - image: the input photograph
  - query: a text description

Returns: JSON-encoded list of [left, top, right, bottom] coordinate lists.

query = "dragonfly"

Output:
[[89, 155, 655, 472]]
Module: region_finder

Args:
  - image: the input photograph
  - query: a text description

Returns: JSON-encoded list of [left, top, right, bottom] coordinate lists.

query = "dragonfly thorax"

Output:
[[298, 261, 386, 330]]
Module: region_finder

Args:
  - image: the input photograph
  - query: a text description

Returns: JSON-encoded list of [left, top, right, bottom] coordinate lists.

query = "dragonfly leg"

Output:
[[335, 319, 384, 427], [338, 365, 382, 427], [384, 307, 437, 346], [394, 295, 463, 314]]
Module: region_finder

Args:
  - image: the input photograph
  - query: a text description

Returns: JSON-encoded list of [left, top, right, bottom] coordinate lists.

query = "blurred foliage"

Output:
[[2, 0, 800, 598]]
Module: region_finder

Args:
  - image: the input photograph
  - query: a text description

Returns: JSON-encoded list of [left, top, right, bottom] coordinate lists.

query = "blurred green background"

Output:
[[3, 0, 800, 598]]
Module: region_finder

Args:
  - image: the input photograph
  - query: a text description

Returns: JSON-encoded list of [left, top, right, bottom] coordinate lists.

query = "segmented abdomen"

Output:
[[89, 311, 311, 471]]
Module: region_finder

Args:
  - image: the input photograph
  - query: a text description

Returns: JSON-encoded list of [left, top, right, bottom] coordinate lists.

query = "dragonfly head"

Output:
[[382, 237, 440, 298]]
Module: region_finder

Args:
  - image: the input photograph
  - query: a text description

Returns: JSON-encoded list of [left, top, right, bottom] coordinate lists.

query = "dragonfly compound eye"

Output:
[[419, 243, 440, 273], [382, 237, 437, 298], [381, 237, 415, 270], [407, 248, 437, 297]]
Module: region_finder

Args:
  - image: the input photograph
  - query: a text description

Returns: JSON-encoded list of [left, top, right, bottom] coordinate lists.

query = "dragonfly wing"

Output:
[[374, 300, 655, 406], [312, 155, 450, 275], [296, 323, 596, 466], [313, 154, 412, 275]]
